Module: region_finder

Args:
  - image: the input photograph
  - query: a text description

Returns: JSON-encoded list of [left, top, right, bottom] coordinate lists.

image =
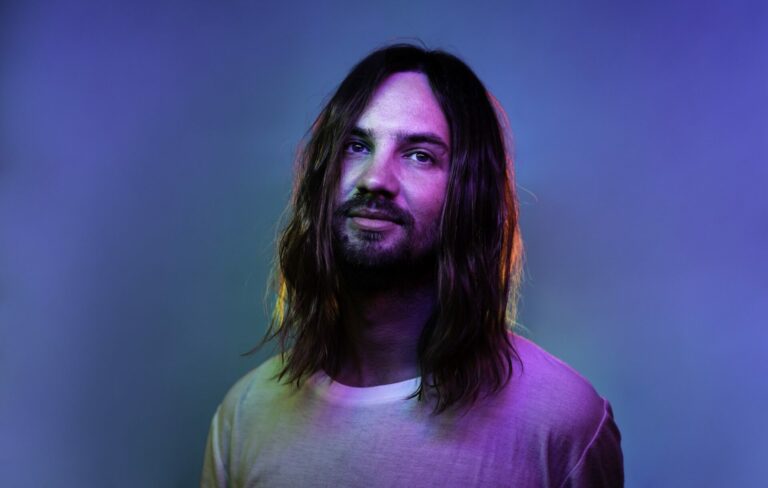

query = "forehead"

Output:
[[355, 72, 450, 145]]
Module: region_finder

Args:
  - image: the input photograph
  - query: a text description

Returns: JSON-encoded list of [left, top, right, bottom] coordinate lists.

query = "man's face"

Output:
[[333, 71, 451, 271]]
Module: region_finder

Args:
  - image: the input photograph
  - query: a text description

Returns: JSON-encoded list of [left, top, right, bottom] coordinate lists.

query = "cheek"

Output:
[[410, 175, 448, 220], [336, 165, 357, 203]]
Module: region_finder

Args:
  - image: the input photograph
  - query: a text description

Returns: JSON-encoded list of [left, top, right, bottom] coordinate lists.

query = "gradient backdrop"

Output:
[[2, 1, 766, 486]]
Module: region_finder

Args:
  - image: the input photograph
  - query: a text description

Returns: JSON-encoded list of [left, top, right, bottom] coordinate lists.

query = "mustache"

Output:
[[334, 194, 414, 226]]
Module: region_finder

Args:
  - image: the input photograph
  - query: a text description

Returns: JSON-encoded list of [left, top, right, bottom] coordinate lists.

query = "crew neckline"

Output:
[[308, 370, 422, 406]]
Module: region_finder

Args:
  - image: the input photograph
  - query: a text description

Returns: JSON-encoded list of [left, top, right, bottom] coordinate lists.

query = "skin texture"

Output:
[[331, 72, 452, 387], [334, 72, 451, 269]]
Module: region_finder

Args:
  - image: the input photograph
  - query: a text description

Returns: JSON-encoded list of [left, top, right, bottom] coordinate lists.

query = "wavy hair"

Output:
[[260, 44, 523, 414]]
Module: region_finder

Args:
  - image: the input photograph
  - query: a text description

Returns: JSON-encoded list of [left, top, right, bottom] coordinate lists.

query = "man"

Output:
[[202, 44, 623, 487]]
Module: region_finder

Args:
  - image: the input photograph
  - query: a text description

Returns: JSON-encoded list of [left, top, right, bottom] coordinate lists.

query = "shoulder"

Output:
[[203, 355, 311, 485], [508, 334, 608, 423], [490, 334, 617, 448], [217, 354, 291, 421], [503, 334, 623, 486]]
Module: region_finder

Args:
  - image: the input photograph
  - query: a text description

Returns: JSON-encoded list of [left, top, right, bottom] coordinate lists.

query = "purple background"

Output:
[[2, 1, 766, 486]]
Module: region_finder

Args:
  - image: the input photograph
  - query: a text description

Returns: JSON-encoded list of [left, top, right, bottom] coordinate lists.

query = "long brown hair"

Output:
[[260, 44, 523, 414]]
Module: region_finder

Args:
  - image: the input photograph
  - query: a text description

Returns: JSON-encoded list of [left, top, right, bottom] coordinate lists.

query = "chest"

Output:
[[230, 403, 552, 487]]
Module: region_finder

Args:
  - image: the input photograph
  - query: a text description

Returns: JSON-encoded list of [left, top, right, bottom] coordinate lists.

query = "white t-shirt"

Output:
[[201, 335, 623, 487]]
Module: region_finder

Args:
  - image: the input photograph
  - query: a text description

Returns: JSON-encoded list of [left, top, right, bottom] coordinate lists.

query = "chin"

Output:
[[346, 246, 409, 268]]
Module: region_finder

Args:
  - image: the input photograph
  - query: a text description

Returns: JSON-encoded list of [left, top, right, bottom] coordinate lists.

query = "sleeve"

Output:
[[558, 401, 624, 488], [200, 405, 230, 488]]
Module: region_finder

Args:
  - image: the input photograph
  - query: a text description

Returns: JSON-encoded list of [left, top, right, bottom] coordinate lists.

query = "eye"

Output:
[[406, 151, 434, 164], [345, 141, 370, 155]]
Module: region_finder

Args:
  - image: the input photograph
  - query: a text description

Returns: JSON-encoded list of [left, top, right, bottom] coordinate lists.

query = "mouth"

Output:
[[347, 209, 401, 223], [346, 209, 401, 232], [348, 216, 398, 231]]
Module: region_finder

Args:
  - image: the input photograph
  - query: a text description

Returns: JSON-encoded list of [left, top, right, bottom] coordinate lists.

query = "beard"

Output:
[[332, 194, 440, 288]]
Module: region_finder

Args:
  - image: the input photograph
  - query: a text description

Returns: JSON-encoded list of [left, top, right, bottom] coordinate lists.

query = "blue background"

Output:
[[2, 1, 766, 486]]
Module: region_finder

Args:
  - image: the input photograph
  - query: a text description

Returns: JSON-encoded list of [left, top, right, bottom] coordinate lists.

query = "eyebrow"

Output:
[[350, 126, 450, 153]]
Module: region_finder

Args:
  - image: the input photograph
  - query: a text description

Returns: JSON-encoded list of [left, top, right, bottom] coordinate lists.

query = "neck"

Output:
[[333, 270, 437, 387]]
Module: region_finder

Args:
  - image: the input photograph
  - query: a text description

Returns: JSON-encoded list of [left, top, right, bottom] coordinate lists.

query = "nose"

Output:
[[355, 150, 399, 198]]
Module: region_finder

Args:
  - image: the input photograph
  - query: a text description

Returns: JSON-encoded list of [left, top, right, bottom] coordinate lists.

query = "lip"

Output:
[[347, 209, 399, 222], [348, 215, 399, 231]]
